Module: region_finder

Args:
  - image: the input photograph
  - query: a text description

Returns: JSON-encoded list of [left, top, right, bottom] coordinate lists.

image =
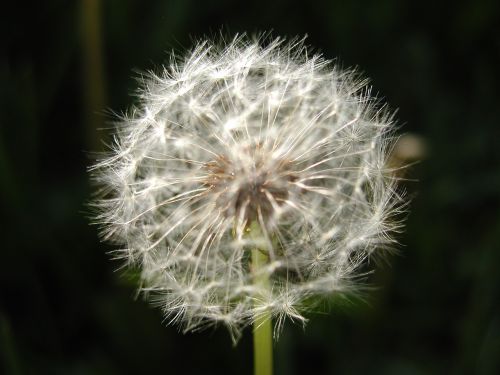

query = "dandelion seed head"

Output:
[[90, 34, 405, 341]]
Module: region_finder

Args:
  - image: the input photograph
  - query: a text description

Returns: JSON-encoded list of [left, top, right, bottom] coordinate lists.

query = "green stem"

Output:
[[250, 224, 273, 375], [81, 0, 107, 152]]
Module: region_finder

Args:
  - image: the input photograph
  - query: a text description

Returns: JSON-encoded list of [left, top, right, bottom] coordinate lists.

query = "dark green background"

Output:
[[2, 1, 499, 374]]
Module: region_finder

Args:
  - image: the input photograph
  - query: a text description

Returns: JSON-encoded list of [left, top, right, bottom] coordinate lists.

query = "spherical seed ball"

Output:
[[90, 35, 404, 340]]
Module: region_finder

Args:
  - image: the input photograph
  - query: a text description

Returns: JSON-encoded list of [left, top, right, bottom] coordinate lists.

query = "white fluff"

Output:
[[90, 35, 404, 341]]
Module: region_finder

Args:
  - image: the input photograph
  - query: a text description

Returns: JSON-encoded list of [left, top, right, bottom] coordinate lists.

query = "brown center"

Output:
[[202, 148, 297, 225]]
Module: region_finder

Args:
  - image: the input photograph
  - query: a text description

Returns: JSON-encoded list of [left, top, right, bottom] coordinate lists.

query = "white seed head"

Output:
[[90, 35, 405, 341]]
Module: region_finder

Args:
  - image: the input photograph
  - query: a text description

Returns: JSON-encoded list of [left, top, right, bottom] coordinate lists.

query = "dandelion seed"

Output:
[[90, 34, 405, 343]]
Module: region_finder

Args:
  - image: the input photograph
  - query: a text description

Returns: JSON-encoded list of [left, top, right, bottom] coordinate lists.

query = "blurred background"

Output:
[[2, 1, 499, 374]]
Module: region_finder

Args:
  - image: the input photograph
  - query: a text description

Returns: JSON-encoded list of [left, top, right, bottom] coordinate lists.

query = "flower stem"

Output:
[[250, 223, 273, 375]]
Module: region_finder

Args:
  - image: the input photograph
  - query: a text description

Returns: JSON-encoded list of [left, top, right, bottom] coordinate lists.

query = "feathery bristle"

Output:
[[90, 34, 405, 341]]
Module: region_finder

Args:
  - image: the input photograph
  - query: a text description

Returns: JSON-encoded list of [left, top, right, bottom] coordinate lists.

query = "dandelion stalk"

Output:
[[80, 0, 106, 152], [249, 222, 273, 375]]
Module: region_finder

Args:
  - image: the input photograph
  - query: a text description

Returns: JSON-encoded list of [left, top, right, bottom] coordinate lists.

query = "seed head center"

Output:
[[203, 147, 297, 224]]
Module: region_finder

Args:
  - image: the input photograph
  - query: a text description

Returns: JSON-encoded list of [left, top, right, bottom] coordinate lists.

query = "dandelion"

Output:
[[90, 34, 405, 374]]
